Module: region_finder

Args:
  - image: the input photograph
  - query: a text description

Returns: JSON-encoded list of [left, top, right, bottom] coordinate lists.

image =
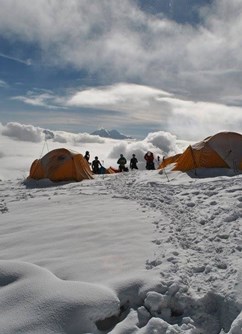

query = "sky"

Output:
[[1, 0, 242, 140], [1, 125, 242, 333]]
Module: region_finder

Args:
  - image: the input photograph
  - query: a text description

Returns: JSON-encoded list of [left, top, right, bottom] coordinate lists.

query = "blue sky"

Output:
[[1, 0, 242, 140]]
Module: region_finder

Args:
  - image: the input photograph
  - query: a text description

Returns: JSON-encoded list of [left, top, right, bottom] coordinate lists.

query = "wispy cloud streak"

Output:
[[0, 52, 31, 65]]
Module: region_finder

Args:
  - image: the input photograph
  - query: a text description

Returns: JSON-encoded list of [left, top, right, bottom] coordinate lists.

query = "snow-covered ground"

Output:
[[1, 122, 242, 333]]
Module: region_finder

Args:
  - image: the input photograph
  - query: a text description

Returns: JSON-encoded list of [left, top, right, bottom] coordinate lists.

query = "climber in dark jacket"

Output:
[[117, 154, 127, 172], [130, 154, 138, 170], [91, 156, 102, 174]]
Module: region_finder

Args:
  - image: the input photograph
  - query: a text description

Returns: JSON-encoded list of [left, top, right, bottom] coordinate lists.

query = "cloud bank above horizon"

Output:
[[0, 121, 184, 161], [7, 83, 242, 141]]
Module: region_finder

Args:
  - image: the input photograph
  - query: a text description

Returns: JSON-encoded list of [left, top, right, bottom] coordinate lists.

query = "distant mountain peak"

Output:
[[90, 128, 132, 140]]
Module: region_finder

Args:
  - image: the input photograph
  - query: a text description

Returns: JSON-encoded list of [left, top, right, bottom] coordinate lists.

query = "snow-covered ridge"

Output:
[[90, 128, 133, 140]]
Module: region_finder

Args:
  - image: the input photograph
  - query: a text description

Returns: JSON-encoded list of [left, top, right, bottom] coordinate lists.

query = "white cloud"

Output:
[[0, 122, 106, 145], [1, 0, 242, 103], [0, 52, 31, 65], [108, 130, 181, 163], [1, 122, 44, 142], [66, 83, 172, 129], [12, 83, 172, 131], [162, 96, 242, 140], [0, 79, 8, 88], [66, 83, 242, 141], [52, 131, 105, 144], [1, 1, 242, 140], [67, 83, 170, 108], [11, 90, 65, 109], [144, 131, 178, 155], [10, 81, 242, 142]]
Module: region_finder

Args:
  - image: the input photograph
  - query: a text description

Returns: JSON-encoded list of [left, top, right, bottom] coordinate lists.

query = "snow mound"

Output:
[[1, 260, 241, 333], [0, 260, 120, 334]]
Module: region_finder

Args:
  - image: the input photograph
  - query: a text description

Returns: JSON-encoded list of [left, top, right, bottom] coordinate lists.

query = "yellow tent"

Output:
[[29, 148, 93, 182], [159, 132, 242, 172]]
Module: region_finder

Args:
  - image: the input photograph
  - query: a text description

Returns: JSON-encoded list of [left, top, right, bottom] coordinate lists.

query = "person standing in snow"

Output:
[[156, 155, 161, 168], [91, 156, 102, 174], [130, 154, 138, 170], [144, 151, 155, 170], [84, 151, 90, 164], [117, 154, 127, 172]]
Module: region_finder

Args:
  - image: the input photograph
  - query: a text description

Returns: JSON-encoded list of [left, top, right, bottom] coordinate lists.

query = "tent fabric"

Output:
[[29, 148, 93, 182], [159, 153, 182, 169], [159, 132, 242, 172], [105, 167, 120, 174]]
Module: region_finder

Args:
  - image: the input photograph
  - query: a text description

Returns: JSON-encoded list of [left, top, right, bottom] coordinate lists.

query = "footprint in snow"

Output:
[[226, 188, 242, 193], [224, 213, 239, 223], [0, 201, 8, 213], [187, 202, 195, 207]]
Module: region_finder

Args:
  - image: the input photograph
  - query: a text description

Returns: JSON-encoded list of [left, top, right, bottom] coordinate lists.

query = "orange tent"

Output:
[[29, 148, 93, 182], [159, 132, 242, 172]]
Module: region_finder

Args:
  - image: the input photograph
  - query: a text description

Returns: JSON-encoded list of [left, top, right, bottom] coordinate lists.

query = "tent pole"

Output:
[[163, 167, 170, 182]]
